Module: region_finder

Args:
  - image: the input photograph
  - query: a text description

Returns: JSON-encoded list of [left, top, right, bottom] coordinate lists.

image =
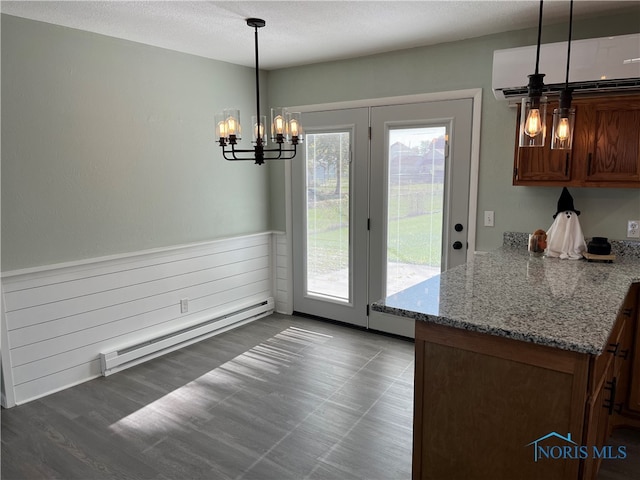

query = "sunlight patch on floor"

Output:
[[108, 325, 333, 436]]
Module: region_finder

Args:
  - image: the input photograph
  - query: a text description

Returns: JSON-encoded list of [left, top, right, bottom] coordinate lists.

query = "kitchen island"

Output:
[[372, 241, 640, 480]]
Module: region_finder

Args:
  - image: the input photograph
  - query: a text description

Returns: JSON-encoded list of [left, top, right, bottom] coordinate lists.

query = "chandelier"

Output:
[[215, 18, 303, 165]]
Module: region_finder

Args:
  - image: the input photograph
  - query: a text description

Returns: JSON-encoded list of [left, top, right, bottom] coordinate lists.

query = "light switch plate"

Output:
[[484, 211, 494, 227]]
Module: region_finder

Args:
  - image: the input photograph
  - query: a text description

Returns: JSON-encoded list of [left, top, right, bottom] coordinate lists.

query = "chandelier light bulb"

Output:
[[255, 122, 264, 138], [289, 118, 299, 137], [252, 115, 267, 145], [274, 115, 285, 135], [226, 117, 237, 135], [215, 112, 227, 141]]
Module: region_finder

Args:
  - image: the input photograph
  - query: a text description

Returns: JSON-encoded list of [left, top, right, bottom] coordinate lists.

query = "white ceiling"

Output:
[[1, 1, 637, 70]]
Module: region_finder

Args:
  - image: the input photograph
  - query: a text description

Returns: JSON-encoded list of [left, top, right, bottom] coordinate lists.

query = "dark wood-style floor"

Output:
[[2, 313, 639, 479]]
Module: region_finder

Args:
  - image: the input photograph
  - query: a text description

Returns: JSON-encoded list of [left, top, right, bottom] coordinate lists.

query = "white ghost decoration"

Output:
[[544, 187, 586, 260], [545, 210, 587, 259]]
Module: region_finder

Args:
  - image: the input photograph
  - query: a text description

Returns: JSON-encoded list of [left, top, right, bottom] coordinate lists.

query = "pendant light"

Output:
[[519, 0, 548, 148], [551, 0, 576, 150], [216, 18, 303, 165]]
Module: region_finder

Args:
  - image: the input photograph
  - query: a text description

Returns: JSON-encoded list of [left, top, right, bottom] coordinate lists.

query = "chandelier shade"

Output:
[[216, 18, 303, 165]]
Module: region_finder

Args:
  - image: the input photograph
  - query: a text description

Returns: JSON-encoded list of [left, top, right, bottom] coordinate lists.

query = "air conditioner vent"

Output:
[[500, 78, 640, 100], [493, 33, 640, 100]]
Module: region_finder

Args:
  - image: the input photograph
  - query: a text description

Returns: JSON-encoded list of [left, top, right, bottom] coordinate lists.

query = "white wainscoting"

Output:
[[1, 232, 282, 407], [274, 232, 292, 315]]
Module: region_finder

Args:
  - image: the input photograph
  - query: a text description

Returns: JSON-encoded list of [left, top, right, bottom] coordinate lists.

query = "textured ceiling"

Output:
[[1, 1, 637, 69]]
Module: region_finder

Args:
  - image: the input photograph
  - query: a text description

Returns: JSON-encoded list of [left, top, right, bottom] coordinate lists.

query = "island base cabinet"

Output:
[[413, 322, 590, 480]]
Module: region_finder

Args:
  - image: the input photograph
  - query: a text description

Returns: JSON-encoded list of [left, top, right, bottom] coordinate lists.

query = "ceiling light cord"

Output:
[[534, 0, 544, 75], [564, 0, 574, 89]]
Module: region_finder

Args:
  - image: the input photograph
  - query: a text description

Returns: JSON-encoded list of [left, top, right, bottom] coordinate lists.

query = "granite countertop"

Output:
[[372, 241, 640, 355]]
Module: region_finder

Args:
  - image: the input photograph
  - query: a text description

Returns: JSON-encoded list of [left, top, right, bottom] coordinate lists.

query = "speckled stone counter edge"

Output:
[[373, 303, 598, 354], [373, 237, 640, 355]]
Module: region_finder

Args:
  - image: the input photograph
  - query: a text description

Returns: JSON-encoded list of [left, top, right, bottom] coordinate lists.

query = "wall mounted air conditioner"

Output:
[[492, 33, 640, 100]]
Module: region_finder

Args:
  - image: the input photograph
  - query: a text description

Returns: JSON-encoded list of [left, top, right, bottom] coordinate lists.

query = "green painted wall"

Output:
[[3, 9, 639, 272], [1, 15, 271, 271], [267, 7, 640, 251]]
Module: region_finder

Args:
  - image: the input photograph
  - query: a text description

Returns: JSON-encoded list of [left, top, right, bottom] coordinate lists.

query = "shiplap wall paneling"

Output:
[[1, 233, 274, 406], [275, 233, 291, 314]]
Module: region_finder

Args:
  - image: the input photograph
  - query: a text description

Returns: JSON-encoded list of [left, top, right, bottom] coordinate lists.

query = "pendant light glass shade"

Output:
[[519, 73, 547, 147], [285, 111, 303, 143], [519, 96, 548, 147], [551, 90, 575, 150]]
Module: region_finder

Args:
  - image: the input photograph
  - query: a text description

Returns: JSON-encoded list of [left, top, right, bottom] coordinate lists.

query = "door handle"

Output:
[[452, 241, 463, 250]]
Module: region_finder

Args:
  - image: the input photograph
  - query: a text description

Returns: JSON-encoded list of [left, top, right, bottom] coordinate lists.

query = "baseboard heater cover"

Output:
[[100, 297, 274, 376]]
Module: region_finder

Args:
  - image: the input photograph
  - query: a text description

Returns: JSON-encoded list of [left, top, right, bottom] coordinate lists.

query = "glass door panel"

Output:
[[305, 132, 350, 302], [369, 99, 473, 337], [386, 127, 446, 296], [292, 107, 369, 328]]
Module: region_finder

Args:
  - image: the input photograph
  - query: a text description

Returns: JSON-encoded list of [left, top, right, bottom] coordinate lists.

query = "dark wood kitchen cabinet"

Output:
[[582, 285, 636, 479], [513, 95, 640, 188], [412, 284, 639, 480], [623, 286, 640, 414]]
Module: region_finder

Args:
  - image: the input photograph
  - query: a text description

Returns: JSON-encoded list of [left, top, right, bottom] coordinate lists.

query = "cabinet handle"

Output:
[[603, 377, 621, 416], [607, 343, 620, 356], [587, 153, 592, 174], [619, 348, 630, 360], [622, 308, 633, 317], [565, 153, 569, 176]]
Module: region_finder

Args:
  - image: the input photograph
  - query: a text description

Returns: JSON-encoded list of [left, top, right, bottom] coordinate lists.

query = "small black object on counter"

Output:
[[587, 237, 612, 255]]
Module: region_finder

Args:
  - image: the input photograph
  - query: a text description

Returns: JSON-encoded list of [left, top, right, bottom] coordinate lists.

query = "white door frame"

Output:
[[281, 89, 482, 315]]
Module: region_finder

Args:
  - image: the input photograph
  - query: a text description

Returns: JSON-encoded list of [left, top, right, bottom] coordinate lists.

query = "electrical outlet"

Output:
[[180, 298, 189, 313], [484, 211, 494, 227], [628, 220, 640, 238]]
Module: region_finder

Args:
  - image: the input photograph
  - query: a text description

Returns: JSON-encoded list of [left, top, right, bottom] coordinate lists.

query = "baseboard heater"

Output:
[[100, 297, 274, 376]]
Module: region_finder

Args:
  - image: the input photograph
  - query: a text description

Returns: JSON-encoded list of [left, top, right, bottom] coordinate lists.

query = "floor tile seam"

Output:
[[302, 360, 415, 480], [141, 435, 169, 454], [233, 350, 385, 480]]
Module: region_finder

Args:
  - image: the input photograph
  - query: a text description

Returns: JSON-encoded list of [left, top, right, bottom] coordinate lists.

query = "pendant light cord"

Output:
[[534, 0, 544, 75], [564, 0, 574, 88]]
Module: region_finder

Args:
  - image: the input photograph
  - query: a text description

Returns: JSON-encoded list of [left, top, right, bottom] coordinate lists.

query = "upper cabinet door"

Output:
[[513, 94, 640, 188], [580, 97, 640, 185]]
